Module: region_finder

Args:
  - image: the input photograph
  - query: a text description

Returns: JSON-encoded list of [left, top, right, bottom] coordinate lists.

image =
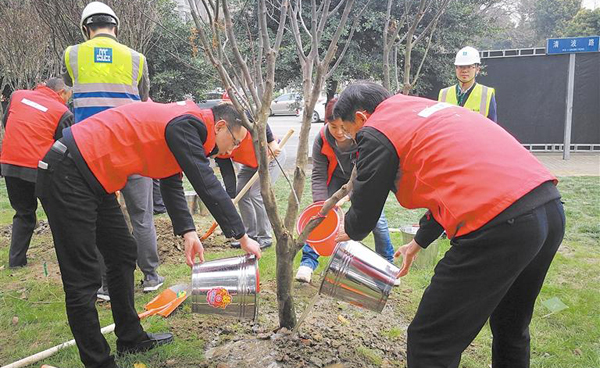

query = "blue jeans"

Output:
[[300, 211, 395, 270]]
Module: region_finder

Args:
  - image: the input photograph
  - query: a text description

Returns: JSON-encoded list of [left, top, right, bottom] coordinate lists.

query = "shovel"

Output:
[[1, 284, 190, 368]]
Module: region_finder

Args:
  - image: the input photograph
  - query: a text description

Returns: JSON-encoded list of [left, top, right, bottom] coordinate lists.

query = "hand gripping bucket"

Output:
[[191, 254, 259, 320], [319, 241, 400, 313], [296, 201, 343, 256]]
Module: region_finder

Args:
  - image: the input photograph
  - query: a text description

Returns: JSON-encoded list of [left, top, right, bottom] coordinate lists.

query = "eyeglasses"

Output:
[[225, 123, 241, 148]]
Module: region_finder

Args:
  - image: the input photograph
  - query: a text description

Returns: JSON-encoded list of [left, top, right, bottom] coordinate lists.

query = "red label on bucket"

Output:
[[206, 287, 232, 309]]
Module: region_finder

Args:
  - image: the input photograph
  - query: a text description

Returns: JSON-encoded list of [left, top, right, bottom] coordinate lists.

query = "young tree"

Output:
[[188, 0, 361, 328]]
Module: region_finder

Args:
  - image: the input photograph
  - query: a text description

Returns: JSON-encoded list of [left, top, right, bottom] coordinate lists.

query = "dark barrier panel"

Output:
[[478, 55, 569, 144], [478, 53, 599, 145], [572, 53, 600, 145]]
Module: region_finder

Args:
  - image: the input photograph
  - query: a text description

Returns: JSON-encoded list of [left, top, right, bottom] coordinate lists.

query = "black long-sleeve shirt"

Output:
[[162, 116, 245, 239]]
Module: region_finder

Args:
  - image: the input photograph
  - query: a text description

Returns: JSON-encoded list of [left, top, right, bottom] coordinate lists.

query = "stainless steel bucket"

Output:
[[400, 225, 439, 269], [319, 241, 400, 313], [191, 254, 259, 320]]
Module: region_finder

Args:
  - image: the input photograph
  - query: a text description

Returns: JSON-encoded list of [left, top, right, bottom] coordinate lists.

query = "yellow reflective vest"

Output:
[[64, 35, 146, 122], [438, 83, 495, 118]]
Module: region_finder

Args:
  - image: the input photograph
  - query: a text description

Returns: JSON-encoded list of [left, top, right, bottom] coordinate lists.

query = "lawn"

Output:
[[0, 175, 598, 367]]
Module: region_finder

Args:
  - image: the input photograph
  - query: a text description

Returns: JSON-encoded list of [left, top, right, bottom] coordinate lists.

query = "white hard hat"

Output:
[[80, 2, 120, 40], [454, 46, 481, 66]]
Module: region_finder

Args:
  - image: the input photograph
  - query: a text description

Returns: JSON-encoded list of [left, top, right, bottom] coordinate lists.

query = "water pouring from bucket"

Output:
[[191, 254, 259, 320]]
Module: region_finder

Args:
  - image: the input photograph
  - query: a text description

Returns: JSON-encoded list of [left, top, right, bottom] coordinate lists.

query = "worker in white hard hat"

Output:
[[438, 46, 497, 122], [58, 3, 171, 367]]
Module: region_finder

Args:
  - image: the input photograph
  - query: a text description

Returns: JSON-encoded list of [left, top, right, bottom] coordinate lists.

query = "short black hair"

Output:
[[333, 81, 391, 122], [85, 23, 117, 33], [211, 103, 243, 130]]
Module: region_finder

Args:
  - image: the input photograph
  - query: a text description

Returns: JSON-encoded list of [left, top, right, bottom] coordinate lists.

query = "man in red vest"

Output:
[[36, 101, 261, 368], [0, 78, 73, 268], [334, 82, 564, 368]]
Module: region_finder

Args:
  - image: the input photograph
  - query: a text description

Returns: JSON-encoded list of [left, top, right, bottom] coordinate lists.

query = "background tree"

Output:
[[532, 0, 581, 39], [559, 7, 600, 36]]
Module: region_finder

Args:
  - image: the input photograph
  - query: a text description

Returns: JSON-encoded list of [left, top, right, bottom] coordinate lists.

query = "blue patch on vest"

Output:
[[94, 47, 113, 63]]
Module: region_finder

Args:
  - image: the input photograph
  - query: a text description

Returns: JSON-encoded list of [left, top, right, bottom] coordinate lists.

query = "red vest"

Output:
[[365, 94, 556, 238], [71, 100, 215, 193], [217, 131, 258, 168], [319, 126, 337, 185], [0, 86, 68, 169]]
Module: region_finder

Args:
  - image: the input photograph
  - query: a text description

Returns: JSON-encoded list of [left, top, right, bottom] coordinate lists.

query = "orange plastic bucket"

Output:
[[296, 201, 343, 256]]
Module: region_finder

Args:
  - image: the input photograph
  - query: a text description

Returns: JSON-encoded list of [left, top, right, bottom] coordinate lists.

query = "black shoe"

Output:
[[116, 332, 174, 355], [230, 240, 241, 249], [153, 208, 167, 215], [258, 239, 272, 249]]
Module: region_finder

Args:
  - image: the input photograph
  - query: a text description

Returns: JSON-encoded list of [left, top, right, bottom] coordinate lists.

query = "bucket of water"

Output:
[[191, 254, 259, 320], [400, 225, 439, 269], [296, 201, 343, 256], [319, 241, 400, 313]]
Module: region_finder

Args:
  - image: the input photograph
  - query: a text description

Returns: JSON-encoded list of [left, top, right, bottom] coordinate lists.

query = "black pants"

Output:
[[407, 199, 565, 368], [36, 146, 147, 368], [5, 176, 37, 267]]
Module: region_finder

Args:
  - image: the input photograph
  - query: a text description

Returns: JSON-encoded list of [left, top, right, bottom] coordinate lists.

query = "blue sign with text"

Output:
[[546, 36, 600, 55]]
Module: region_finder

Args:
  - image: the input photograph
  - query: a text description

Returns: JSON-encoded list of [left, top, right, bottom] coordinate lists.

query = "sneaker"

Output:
[[295, 265, 313, 283], [142, 275, 165, 292], [117, 332, 174, 355], [230, 240, 241, 249], [393, 278, 401, 287], [97, 286, 110, 302]]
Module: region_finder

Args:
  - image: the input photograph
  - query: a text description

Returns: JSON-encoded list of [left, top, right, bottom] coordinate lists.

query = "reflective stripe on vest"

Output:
[[65, 36, 145, 122], [366, 94, 556, 238], [71, 101, 215, 193], [319, 126, 338, 185], [0, 86, 68, 169], [438, 84, 494, 117], [216, 131, 258, 168]]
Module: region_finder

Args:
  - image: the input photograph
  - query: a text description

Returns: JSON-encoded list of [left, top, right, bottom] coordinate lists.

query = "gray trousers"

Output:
[[236, 149, 286, 242], [99, 175, 159, 282], [120, 175, 160, 279]]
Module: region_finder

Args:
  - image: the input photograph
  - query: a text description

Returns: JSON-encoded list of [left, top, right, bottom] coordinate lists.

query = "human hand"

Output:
[[335, 222, 350, 242], [394, 239, 422, 277], [239, 234, 262, 259], [183, 231, 205, 267]]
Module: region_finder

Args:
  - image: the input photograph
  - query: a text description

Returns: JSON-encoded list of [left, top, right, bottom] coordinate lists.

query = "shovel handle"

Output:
[[200, 128, 294, 241]]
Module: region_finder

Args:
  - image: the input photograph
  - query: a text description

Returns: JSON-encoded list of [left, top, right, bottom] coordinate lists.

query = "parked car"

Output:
[[197, 91, 226, 108], [270, 93, 301, 116], [299, 93, 327, 123]]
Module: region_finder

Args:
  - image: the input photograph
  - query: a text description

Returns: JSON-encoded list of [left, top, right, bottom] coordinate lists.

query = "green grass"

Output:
[[0, 175, 599, 367]]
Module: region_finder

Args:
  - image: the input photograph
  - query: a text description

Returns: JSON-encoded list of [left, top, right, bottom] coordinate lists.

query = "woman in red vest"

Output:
[[295, 98, 395, 284], [334, 82, 564, 368], [0, 78, 72, 268], [36, 101, 261, 368]]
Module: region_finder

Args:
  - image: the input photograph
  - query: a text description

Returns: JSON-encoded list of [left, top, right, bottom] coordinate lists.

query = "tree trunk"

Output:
[[326, 79, 338, 105], [402, 41, 413, 95], [275, 232, 296, 328]]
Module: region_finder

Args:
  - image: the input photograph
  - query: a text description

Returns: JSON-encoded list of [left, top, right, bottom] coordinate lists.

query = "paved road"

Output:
[[268, 115, 324, 169]]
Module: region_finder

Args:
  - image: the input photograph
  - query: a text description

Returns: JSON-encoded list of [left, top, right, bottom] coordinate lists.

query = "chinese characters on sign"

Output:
[[547, 36, 600, 55]]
